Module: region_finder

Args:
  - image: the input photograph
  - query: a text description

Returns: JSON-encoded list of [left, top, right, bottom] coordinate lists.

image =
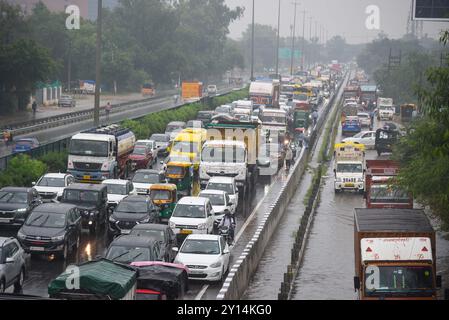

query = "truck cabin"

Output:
[[400, 104, 417, 122], [354, 209, 441, 300], [260, 109, 287, 126]]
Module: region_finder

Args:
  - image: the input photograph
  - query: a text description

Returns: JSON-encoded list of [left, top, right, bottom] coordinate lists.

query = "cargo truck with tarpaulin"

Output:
[[68, 125, 136, 182], [354, 208, 443, 300], [249, 81, 280, 108], [359, 85, 377, 105], [343, 86, 361, 100]]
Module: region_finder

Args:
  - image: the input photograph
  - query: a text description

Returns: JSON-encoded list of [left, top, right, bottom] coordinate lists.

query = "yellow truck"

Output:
[[169, 128, 207, 170]]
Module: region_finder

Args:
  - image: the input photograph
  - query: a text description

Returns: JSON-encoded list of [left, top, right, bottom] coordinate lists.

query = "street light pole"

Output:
[[275, 0, 281, 76], [301, 10, 306, 70], [250, 0, 255, 81], [94, 0, 102, 127], [290, 1, 299, 76]]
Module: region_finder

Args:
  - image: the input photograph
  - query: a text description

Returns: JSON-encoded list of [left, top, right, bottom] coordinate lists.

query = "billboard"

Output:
[[413, 0, 449, 21], [279, 48, 301, 60]]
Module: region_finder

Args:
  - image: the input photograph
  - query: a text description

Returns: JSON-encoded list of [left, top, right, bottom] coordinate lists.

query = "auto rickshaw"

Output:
[[165, 161, 194, 197], [400, 103, 416, 122], [149, 184, 178, 223]]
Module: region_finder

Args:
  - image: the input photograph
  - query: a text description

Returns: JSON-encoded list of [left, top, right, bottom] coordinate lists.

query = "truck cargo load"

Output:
[[249, 81, 280, 108], [182, 82, 203, 102], [354, 208, 442, 300]]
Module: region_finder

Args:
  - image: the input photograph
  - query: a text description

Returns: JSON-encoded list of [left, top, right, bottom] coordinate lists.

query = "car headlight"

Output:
[[90, 210, 99, 216], [197, 223, 207, 230], [169, 221, 176, 229], [17, 230, 26, 240], [51, 235, 65, 241], [109, 215, 116, 222], [16, 208, 27, 213], [138, 217, 150, 224], [210, 261, 222, 268]]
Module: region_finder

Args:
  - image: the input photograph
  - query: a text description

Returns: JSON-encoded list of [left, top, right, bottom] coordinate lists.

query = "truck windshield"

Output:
[[369, 185, 410, 203], [336, 163, 363, 173], [69, 140, 108, 157], [261, 114, 286, 124], [364, 265, 434, 297], [201, 146, 245, 163]]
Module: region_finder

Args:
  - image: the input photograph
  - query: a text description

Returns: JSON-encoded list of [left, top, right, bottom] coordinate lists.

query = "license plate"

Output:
[[83, 175, 91, 180], [121, 229, 131, 234], [30, 246, 45, 251], [0, 218, 12, 223], [189, 270, 203, 275], [180, 229, 193, 235], [345, 183, 355, 187]]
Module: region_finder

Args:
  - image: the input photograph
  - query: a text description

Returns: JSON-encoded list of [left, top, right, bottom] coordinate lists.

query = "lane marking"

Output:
[[195, 284, 209, 300]]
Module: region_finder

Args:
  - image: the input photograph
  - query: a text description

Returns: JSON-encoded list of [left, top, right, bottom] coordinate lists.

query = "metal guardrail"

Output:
[[0, 87, 241, 172]]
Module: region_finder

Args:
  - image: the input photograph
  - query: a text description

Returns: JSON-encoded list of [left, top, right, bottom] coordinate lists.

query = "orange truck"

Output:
[[182, 82, 203, 102]]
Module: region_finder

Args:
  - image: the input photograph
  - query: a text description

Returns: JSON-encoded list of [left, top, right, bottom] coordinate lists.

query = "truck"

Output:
[[364, 160, 413, 209], [77, 80, 96, 94], [249, 80, 280, 108], [334, 142, 365, 193], [67, 124, 136, 182], [293, 99, 311, 131], [260, 107, 288, 144], [377, 97, 395, 121], [359, 85, 377, 107], [354, 208, 442, 300], [201, 117, 261, 197], [182, 82, 203, 102], [343, 86, 360, 100]]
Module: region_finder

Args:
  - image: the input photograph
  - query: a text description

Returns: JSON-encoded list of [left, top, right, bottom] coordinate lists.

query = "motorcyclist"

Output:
[[219, 209, 236, 243]]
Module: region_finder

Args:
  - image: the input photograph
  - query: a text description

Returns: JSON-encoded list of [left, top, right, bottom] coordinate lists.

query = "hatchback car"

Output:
[[206, 177, 239, 214], [131, 169, 166, 195], [108, 195, 160, 237], [198, 190, 234, 227], [129, 224, 177, 262], [105, 235, 164, 264], [173, 234, 230, 282], [33, 173, 75, 202], [196, 111, 214, 125], [129, 145, 154, 171], [149, 134, 171, 157], [13, 138, 40, 153], [357, 112, 371, 127], [17, 203, 81, 260], [0, 237, 27, 293], [0, 187, 42, 228]]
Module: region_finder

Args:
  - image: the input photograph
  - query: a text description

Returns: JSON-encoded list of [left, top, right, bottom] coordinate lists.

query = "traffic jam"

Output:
[[0, 61, 347, 299]]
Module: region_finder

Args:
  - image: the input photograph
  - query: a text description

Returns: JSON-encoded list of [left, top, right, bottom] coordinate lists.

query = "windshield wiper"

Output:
[[28, 214, 44, 225], [38, 215, 50, 227], [129, 252, 143, 261], [111, 250, 130, 261]]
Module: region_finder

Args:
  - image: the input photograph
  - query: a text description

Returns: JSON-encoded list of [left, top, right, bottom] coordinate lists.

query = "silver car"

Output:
[[0, 237, 27, 292], [58, 95, 76, 108]]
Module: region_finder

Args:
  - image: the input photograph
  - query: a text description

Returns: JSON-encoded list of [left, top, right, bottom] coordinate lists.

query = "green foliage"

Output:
[[38, 151, 68, 173], [0, 154, 47, 188]]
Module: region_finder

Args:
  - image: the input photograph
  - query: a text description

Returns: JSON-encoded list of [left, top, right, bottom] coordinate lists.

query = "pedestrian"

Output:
[[285, 145, 293, 170], [369, 109, 375, 130], [295, 128, 305, 148], [105, 102, 112, 122], [3, 129, 11, 146], [312, 110, 318, 126], [32, 101, 37, 115]]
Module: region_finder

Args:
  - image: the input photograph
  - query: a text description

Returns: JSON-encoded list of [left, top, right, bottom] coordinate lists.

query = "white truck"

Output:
[[67, 125, 136, 182], [377, 97, 395, 121], [333, 142, 365, 193]]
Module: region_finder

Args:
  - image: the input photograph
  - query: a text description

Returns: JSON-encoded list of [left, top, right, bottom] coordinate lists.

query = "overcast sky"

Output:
[[225, 0, 448, 44]]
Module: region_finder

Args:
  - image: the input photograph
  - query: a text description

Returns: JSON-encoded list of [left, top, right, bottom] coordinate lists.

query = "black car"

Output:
[[17, 203, 81, 260], [60, 184, 108, 234], [0, 187, 42, 228], [108, 195, 160, 238], [105, 235, 164, 264], [375, 128, 399, 156], [129, 224, 177, 262]]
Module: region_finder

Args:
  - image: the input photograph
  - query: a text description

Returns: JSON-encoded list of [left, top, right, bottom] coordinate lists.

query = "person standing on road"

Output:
[[32, 101, 37, 116], [369, 109, 375, 130], [105, 102, 112, 123], [312, 110, 318, 126], [285, 145, 293, 170]]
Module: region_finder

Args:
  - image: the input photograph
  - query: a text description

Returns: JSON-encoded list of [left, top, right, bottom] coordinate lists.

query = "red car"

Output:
[[129, 146, 154, 171]]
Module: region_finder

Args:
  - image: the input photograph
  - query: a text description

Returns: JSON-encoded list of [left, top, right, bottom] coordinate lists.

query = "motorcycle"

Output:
[[219, 225, 234, 246]]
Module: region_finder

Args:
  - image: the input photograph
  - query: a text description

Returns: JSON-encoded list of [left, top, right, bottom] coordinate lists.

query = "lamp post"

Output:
[[250, 0, 255, 81], [94, 0, 103, 127], [275, 0, 281, 76], [290, 1, 300, 76]]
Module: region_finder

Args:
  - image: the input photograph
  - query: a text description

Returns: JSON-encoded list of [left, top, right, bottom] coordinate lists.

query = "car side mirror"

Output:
[[223, 248, 230, 255], [172, 247, 179, 252], [353, 276, 360, 291], [32, 182, 36, 186], [436, 275, 442, 288], [5, 257, 15, 264]]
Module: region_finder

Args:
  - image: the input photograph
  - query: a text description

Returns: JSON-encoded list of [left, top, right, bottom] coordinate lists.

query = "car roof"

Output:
[[110, 235, 158, 247], [33, 203, 77, 213], [0, 187, 31, 193], [208, 176, 235, 184], [121, 195, 149, 202], [132, 224, 168, 231], [199, 189, 226, 196], [167, 121, 186, 126], [42, 173, 69, 179], [134, 169, 160, 175], [102, 179, 128, 185], [136, 140, 153, 143], [177, 197, 208, 205], [64, 183, 106, 191], [184, 234, 221, 241]]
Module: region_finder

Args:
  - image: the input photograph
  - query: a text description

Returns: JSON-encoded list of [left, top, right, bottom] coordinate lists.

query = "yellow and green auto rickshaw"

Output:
[[165, 161, 194, 197], [149, 184, 178, 223]]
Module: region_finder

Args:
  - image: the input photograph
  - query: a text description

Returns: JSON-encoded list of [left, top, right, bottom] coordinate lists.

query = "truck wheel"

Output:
[[13, 268, 25, 292]]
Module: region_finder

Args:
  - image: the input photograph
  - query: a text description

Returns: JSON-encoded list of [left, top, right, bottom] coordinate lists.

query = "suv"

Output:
[[32, 173, 75, 202], [0, 237, 27, 293], [60, 184, 108, 234], [0, 187, 42, 228], [132, 169, 166, 195], [207, 85, 218, 96], [105, 235, 164, 264], [58, 95, 76, 108], [101, 179, 136, 213]]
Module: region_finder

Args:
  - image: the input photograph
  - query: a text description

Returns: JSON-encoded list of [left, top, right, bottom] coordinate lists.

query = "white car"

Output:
[[207, 85, 218, 95], [102, 179, 136, 211], [131, 169, 165, 195], [206, 177, 239, 214], [169, 197, 215, 236], [342, 131, 376, 149], [199, 190, 234, 226], [357, 112, 371, 127], [173, 234, 230, 282], [32, 173, 75, 202]]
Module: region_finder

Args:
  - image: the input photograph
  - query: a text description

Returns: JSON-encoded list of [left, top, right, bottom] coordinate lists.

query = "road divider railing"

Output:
[[216, 74, 348, 300]]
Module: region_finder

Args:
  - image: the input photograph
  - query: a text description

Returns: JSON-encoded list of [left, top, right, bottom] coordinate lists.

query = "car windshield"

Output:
[[172, 141, 198, 154], [63, 190, 99, 203], [106, 246, 152, 263], [25, 212, 66, 228], [206, 183, 233, 195], [181, 239, 220, 255], [132, 172, 160, 184], [105, 184, 127, 195], [166, 125, 183, 133], [364, 265, 434, 297], [200, 193, 225, 206], [172, 204, 205, 218], [132, 147, 147, 155], [130, 229, 165, 242], [37, 177, 65, 187], [336, 163, 363, 173], [369, 185, 410, 203], [201, 146, 245, 163], [150, 189, 172, 201], [136, 141, 153, 148], [215, 107, 229, 113], [151, 135, 169, 142], [167, 165, 186, 176], [69, 139, 108, 157], [116, 201, 147, 213], [0, 191, 28, 204]]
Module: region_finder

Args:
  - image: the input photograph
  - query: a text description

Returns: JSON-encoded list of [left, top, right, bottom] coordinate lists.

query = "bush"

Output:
[[39, 151, 68, 173], [0, 154, 47, 188]]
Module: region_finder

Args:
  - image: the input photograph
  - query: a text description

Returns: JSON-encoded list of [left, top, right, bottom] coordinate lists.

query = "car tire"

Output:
[[0, 278, 5, 293], [13, 268, 25, 292]]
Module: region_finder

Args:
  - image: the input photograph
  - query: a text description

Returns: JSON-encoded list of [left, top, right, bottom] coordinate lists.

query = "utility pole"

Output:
[[94, 0, 102, 127], [275, 0, 281, 76], [67, 38, 72, 93], [250, 0, 255, 81], [301, 10, 306, 70], [290, 1, 300, 76]]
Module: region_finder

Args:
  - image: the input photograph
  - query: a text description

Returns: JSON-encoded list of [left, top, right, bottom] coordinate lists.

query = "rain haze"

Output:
[[225, 0, 449, 43]]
